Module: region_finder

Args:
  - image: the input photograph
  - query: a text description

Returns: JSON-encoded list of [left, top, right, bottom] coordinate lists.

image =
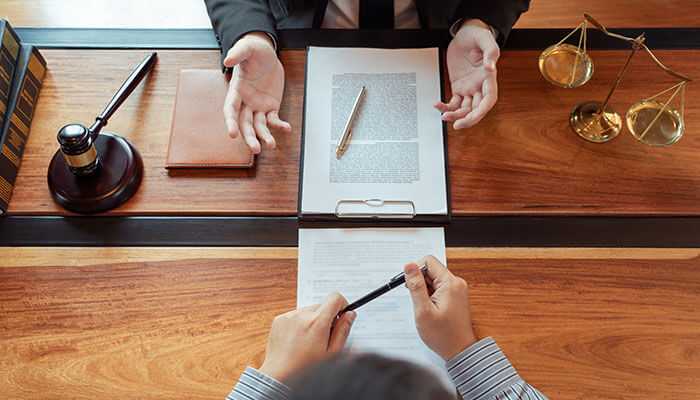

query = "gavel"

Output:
[[47, 52, 157, 214]]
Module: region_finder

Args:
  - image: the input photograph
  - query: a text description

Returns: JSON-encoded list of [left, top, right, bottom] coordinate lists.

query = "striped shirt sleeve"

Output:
[[446, 337, 548, 400], [226, 367, 291, 400]]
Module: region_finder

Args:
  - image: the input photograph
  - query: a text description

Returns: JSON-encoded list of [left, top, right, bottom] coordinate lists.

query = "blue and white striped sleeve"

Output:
[[446, 337, 548, 400], [226, 367, 291, 400]]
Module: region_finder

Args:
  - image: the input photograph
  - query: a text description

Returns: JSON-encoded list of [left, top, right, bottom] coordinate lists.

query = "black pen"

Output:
[[338, 263, 428, 316]]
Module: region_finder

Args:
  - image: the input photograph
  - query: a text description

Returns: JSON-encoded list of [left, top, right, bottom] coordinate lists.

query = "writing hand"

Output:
[[258, 292, 356, 381], [404, 256, 477, 360], [223, 32, 292, 154], [437, 19, 500, 130]]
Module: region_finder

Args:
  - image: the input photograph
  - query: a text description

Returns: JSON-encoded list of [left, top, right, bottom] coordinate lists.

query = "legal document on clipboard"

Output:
[[297, 227, 452, 388], [300, 47, 448, 218]]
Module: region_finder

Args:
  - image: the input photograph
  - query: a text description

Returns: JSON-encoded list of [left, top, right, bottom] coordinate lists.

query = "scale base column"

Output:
[[569, 100, 622, 143]]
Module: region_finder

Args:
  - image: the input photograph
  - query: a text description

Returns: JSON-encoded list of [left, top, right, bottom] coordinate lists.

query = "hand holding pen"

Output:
[[338, 256, 478, 361], [403, 256, 477, 360], [338, 262, 428, 315], [257, 256, 479, 381], [259, 292, 355, 381]]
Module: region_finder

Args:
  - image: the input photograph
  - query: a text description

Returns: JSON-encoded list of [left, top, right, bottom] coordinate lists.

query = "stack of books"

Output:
[[0, 19, 46, 214]]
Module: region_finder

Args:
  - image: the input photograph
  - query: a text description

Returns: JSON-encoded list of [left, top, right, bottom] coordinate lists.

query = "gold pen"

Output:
[[335, 86, 366, 159]]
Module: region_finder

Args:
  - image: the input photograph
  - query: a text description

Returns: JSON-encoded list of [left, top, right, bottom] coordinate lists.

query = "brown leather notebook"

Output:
[[166, 69, 254, 168]]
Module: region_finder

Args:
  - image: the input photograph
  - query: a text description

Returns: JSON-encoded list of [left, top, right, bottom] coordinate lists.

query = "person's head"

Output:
[[287, 353, 455, 400]]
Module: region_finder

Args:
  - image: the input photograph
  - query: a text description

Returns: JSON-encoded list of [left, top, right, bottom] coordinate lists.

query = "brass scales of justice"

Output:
[[538, 13, 692, 146]]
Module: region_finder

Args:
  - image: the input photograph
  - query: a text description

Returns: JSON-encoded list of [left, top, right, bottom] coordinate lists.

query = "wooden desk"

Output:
[[0, 4, 698, 400], [2, 0, 699, 29], [1, 247, 699, 399], [8, 49, 700, 216]]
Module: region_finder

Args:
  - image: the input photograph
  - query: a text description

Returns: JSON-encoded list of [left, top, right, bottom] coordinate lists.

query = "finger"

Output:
[[254, 111, 276, 149], [446, 94, 462, 110], [224, 41, 253, 68], [298, 304, 321, 312], [472, 92, 483, 111], [454, 76, 497, 130], [435, 94, 462, 113], [424, 273, 436, 294], [318, 292, 349, 323], [240, 105, 261, 154], [442, 95, 472, 122], [279, 304, 316, 321], [328, 311, 356, 352], [404, 262, 435, 318], [477, 32, 500, 71], [266, 111, 292, 133], [418, 255, 452, 285], [224, 88, 242, 138]]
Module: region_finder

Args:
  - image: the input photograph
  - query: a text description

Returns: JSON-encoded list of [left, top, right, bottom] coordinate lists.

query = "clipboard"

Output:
[[297, 47, 451, 224]]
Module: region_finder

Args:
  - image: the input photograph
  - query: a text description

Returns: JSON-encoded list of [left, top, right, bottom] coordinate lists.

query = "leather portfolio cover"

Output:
[[166, 69, 254, 168]]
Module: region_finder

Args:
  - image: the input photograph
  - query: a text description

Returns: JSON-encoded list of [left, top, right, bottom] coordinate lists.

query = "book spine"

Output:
[[0, 45, 47, 214], [0, 20, 21, 135]]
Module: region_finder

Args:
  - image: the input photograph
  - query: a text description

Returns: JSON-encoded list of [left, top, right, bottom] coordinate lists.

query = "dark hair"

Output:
[[287, 353, 455, 400]]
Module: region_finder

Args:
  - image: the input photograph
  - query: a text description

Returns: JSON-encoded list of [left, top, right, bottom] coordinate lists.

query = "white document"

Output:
[[297, 227, 451, 388], [301, 47, 447, 217]]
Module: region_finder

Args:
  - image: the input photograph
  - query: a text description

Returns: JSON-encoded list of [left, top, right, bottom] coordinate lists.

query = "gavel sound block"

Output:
[[47, 52, 157, 214]]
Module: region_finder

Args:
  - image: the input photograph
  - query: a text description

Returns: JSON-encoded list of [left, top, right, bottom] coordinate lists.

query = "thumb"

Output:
[[479, 33, 500, 72], [404, 263, 434, 319], [224, 41, 253, 68], [328, 311, 356, 352]]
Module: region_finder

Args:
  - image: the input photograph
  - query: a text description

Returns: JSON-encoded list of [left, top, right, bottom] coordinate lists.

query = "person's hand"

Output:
[[437, 19, 499, 130], [224, 32, 292, 154], [258, 292, 356, 381], [404, 255, 477, 360]]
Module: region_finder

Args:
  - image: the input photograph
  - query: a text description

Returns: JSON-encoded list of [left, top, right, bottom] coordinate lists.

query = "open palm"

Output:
[[224, 32, 291, 154], [436, 21, 500, 130]]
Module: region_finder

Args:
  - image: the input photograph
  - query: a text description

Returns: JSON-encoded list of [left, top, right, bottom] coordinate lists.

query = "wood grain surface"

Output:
[[516, 1, 700, 28], [0, 0, 213, 29], [10, 50, 303, 215], [1, 247, 698, 399], [2, 0, 699, 29], [8, 49, 700, 216]]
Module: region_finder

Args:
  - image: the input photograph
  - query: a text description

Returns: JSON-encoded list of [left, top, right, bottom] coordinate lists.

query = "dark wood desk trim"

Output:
[[15, 27, 700, 50], [1, 215, 699, 247]]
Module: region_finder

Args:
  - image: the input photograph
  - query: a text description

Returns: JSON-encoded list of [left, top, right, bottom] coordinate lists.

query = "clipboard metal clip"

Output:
[[334, 199, 416, 219]]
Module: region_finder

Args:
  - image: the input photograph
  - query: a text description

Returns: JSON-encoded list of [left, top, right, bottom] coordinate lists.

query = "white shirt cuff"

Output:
[[450, 19, 498, 40]]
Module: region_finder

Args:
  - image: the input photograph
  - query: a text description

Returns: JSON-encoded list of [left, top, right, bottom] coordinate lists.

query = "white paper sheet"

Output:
[[297, 227, 451, 388], [301, 47, 447, 216]]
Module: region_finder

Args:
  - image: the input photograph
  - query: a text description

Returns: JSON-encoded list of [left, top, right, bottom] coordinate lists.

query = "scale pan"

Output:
[[539, 44, 594, 88], [627, 100, 684, 146]]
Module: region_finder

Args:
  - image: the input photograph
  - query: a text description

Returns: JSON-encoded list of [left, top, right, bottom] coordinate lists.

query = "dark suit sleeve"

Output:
[[204, 0, 278, 67], [452, 0, 530, 45]]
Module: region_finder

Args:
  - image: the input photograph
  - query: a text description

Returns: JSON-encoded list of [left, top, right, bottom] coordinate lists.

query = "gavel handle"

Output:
[[89, 52, 158, 138]]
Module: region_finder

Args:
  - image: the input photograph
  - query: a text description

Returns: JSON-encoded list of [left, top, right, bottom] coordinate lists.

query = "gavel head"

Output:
[[48, 127, 143, 214], [57, 123, 99, 176]]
